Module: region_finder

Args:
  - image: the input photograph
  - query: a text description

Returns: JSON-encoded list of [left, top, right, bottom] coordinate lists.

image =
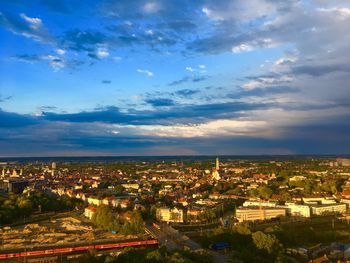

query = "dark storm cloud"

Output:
[[3, 117, 350, 156], [232, 86, 299, 98], [0, 10, 52, 43], [61, 30, 107, 52], [41, 101, 273, 125], [174, 89, 200, 98], [60, 26, 178, 58], [168, 77, 191, 86], [0, 95, 12, 102], [12, 54, 41, 62], [0, 109, 38, 128], [144, 98, 175, 107], [106, 25, 178, 49], [291, 63, 350, 77], [187, 33, 250, 54], [169, 75, 210, 86], [12, 53, 85, 70]]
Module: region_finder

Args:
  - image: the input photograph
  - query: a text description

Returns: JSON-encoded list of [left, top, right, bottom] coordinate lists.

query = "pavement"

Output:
[[145, 222, 228, 263]]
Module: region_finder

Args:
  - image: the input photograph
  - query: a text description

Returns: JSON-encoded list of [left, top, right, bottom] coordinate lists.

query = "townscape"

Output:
[[1, 157, 350, 262], [2, 0, 350, 262]]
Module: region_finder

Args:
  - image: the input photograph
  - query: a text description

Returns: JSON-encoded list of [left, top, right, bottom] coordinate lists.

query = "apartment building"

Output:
[[156, 207, 184, 223], [236, 207, 286, 222]]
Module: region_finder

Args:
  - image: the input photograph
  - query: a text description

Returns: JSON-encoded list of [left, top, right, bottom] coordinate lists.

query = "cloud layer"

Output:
[[1, 0, 350, 155]]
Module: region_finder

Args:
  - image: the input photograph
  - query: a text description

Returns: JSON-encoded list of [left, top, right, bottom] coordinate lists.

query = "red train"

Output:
[[0, 239, 159, 259]]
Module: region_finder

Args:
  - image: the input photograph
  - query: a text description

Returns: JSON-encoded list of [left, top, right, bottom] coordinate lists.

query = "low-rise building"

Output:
[[289, 175, 306, 182], [87, 196, 102, 206], [243, 200, 277, 208], [84, 206, 96, 219], [235, 207, 286, 222], [285, 203, 311, 218], [310, 203, 346, 216], [156, 207, 184, 223], [122, 184, 139, 190]]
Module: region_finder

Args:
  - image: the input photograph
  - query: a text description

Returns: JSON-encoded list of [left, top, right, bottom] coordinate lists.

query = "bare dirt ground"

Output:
[[0, 215, 127, 248]]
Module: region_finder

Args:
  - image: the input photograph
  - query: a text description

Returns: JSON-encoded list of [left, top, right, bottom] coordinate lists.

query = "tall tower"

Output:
[[216, 157, 220, 170], [51, 162, 56, 176]]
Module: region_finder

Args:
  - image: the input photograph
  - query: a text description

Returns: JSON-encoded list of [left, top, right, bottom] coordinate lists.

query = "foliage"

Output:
[[92, 205, 119, 232], [258, 186, 273, 200], [71, 247, 212, 263], [252, 231, 281, 254], [121, 209, 145, 235], [0, 191, 82, 226], [198, 224, 283, 263]]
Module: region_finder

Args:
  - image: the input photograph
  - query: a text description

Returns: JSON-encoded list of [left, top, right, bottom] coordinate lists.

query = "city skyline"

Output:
[[1, 0, 350, 156]]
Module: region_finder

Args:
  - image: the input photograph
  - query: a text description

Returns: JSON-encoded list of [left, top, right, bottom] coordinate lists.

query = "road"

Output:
[[146, 223, 228, 263], [145, 223, 178, 250]]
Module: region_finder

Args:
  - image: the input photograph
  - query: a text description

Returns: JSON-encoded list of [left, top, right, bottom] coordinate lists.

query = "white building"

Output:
[[87, 196, 102, 206], [156, 207, 184, 223], [243, 200, 277, 208], [84, 206, 96, 219], [289, 175, 306, 182], [303, 196, 336, 205], [310, 203, 346, 216], [340, 199, 350, 207], [285, 203, 311, 218], [236, 207, 286, 222], [121, 183, 140, 190]]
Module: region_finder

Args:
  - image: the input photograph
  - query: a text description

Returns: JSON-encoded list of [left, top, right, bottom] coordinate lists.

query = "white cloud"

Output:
[[317, 7, 350, 19], [143, 2, 161, 14], [232, 43, 254, 53], [202, 0, 276, 22], [202, 7, 216, 19], [0, 12, 51, 43], [96, 47, 109, 59], [185, 66, 195, 72], [20, 13, 42, 30], [137, 69, 153, 77], [260, 38, 278, 48], [243, 75, 294, 90], [117, 119, 269, 138], [145, 29, 154, 35], [113, 56, 122, 62], [55, 49, 66, 55], [41, 55, 65, 71]]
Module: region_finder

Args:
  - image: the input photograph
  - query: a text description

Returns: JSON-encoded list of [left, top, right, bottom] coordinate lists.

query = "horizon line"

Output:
[[1, 154, 350, 159]]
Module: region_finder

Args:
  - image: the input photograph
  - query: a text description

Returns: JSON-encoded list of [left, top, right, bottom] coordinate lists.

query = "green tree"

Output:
[[122, 209, 144, 234], [234, 223, 251, 235], [17, 198, 33, 216], [258, 186, 273, 200], [92, 205, 119, 231], [252, 231, 281, 254]]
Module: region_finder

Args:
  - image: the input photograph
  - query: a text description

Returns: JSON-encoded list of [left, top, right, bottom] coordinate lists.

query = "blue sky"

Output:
[[1, 0, 350, 156]]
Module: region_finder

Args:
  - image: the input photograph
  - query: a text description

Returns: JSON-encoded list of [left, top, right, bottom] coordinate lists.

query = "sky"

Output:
[[1, 0, 350, 157]]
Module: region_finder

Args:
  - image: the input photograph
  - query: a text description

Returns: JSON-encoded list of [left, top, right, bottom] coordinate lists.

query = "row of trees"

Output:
[[91, 205, 144, 235], [0, 192, 83, 225], [73, 246, 213, 263], [200, 224, 286, 263]]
